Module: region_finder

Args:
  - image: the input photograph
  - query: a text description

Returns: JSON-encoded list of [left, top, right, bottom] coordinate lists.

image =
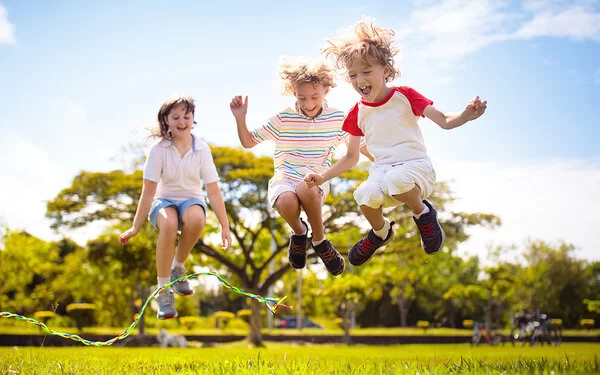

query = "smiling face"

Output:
[[294, 81, 328, 118], [347, 57, 391, 103], [164, 103, 194, 140]]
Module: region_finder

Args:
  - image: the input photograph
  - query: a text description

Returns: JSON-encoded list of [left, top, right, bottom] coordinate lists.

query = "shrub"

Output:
[[179, 316, 201, 330], [551, 318, 563, 327], [463, 319, 474, 329], [580, 319, 595, 330], [213, 311, 235, 329], [417, 320, 430, 333], [66, 303, 96, 331], [33, 311, 57, 324]]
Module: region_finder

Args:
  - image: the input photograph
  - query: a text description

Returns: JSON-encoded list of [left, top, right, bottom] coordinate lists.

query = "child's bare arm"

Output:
[[120, 179, 157, 244], [305, 135, 362, 186], [424, 96, 487, 130], [205, 182, 232, 250], [230, 95, 258, 148], [360, 144, 374, 162]]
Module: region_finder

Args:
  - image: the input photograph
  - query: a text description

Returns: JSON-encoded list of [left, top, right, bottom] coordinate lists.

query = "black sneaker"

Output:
[[348, 222, 395, 266], [413, 200, 446, 254], [313, 240, 345, 276], [288, 219, 309, 269]]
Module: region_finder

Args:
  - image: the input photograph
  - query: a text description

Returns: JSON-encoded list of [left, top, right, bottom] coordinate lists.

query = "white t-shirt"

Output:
[[342, 86, 433, 166], [143, 135, 220, 203]]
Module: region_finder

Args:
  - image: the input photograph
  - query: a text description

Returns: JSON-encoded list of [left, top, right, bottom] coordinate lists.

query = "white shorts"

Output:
[[268, 177, 330, 208], [354, 158, 436, 208]]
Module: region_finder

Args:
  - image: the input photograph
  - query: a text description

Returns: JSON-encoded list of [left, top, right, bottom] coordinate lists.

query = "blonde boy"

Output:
[[231, 57, 370, 276], [305, 18, 487, 265]]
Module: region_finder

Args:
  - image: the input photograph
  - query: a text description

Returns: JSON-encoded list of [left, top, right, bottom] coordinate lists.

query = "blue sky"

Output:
[[1, 0, 599, 262]]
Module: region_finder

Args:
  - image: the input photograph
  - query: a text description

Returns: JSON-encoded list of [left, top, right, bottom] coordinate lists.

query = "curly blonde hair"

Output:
[[278, 56, 336, 96], [323, 16, 399, 82], [151, 95, 196, 140]]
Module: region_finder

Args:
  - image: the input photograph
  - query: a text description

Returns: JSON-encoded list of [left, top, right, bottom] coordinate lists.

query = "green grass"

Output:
[[1, 343, 599, 374]]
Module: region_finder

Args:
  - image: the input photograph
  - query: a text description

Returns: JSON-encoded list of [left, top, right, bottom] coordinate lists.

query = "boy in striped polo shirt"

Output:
[[230, 57, 370, 276]]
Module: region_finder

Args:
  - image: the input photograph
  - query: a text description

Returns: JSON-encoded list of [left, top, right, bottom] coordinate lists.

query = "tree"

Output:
[[45, 145, 369, 346]]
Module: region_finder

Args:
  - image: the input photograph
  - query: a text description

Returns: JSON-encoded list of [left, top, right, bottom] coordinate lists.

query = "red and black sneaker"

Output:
[[413, 200, 446, 255], [348, 222, 395, 266], [288, 219, 309, 269], [313, 240, 345, 276]]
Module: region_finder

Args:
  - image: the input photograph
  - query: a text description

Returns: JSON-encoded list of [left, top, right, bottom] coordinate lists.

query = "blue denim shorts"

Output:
[[148, 198, 206, 230]]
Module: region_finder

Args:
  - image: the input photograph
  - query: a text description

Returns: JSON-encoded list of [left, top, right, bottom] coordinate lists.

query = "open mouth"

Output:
[[359, 85, 372, 98]]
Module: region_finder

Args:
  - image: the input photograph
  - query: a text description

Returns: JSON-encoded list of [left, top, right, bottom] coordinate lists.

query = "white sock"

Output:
[[158, 277, 171, 288], [293, 222, 307, 236], [172, 259, 185, 269], [312, 237, 325, 246], [414, 204, 430, 219], [374, 220, 391, 240]]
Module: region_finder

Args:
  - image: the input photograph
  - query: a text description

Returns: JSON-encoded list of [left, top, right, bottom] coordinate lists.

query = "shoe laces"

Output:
[[172, 266, 186, 279], [359, 237, 378, 255], [417, 222, 436, 238], [290, 241, 306, 255], [319, 247, 337, 263], [158, 290, 174, 307]]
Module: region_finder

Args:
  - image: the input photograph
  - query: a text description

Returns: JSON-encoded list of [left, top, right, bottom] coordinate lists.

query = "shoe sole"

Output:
[[423, 225, 446, 255], [172, 289, 194, 296], [157, 311, 178, 320], [328, 257, 345, 276]]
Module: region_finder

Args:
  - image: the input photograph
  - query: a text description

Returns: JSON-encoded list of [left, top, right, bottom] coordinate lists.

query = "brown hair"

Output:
[[278, 56, 336, 96], [151, 95, 196, 140], [323, 16, 399, 82]]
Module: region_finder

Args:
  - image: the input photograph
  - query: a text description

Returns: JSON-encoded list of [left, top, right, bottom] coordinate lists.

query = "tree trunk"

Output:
[[248, 301, 264, 347], [396, 295, 412, 327], [342, 302, 353, 345]]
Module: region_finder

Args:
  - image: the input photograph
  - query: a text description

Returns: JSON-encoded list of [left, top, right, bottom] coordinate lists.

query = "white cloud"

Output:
[[0, 131, 62, 240], [436, 158, 600, 262], [514, 6, 600, 41], [396, 0, 600, 65], [0, 5, 15, 45]]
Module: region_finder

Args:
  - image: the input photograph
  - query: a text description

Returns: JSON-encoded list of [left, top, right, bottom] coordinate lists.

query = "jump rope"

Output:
[[0, 271, 292, 346]]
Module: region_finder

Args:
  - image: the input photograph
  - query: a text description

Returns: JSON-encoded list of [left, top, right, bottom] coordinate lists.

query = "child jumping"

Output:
[[120, 95, 231, 319], [305, 17, 487, 265], [230, 57, 370, 276]]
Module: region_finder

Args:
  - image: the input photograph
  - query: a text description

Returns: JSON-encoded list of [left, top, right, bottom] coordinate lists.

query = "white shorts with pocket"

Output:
[[354, 158, 436, 208]]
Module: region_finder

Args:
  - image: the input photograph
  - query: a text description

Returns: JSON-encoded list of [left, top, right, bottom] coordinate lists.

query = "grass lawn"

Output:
[[1, 343, 599, 374]]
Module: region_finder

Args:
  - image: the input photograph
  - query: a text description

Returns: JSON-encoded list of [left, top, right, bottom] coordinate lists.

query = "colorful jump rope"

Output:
[[0, 271, 292, 346]]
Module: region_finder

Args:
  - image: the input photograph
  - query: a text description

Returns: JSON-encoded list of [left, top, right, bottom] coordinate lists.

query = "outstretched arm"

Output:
[[305, 135, 362, 187], [230, 95, 258, 148], [424, 96, 487, 130]]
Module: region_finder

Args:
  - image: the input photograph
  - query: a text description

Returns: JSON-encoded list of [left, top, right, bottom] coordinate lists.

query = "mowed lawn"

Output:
[[1, 343, 599, 374]]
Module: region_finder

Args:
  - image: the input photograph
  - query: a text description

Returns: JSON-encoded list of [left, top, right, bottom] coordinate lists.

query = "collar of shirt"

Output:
[[294, 100, 329, 119], [158, 133, 202, 153]]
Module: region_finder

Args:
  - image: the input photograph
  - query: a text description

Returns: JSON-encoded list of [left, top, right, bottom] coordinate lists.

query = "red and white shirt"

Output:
[[343, 86, 433, 166]]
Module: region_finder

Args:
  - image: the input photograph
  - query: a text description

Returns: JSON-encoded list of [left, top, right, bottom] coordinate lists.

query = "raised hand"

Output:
[[230, 95, 248, 120], [463, 96, 487, 121]]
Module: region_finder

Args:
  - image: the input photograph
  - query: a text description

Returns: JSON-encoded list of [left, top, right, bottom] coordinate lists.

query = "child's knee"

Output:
[[274, 192, 300, 211], [354, 183, 384, 208]]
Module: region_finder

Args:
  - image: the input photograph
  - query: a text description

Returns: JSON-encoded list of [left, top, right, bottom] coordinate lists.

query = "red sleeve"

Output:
[[396, 86, 433, 117], [341, 103, 363, 136]]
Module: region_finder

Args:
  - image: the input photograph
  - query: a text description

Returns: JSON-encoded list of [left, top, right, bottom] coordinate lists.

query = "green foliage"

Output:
[[66, 303, 95, 331]]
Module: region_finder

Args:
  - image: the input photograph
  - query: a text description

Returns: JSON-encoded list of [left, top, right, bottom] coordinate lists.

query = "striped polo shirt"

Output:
[[251, 102, 348, 182]]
